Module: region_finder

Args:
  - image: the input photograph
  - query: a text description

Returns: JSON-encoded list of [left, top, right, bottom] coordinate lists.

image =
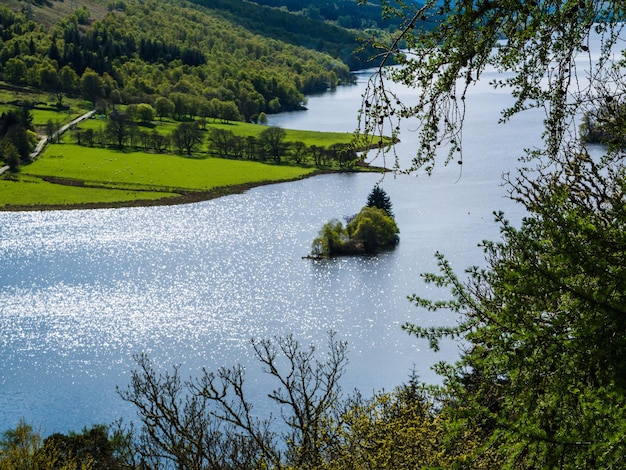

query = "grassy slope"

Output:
[[26, 143, 315, 192], [2, 0, 109, 29], [0, 85, 92, 128], [0, 174, 178, 209], [0, 142, 319, 210]]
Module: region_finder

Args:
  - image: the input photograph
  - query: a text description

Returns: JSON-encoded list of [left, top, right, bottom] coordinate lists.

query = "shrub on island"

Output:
[[311, 187, 399, 257]]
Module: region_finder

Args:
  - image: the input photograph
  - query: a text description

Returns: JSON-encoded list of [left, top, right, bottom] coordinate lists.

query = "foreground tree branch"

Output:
[[118, 332, 349, 469], [358, 0, 626, 172]]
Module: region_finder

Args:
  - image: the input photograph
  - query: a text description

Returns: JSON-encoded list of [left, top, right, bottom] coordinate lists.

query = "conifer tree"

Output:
[[366, 185, 393, 217]]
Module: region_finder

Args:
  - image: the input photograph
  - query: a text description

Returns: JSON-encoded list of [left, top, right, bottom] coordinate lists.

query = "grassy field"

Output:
[[76, 117, 358, 149], [0, 143, 319, 210], [0, 174, 177, 209], [30, 107, 85, 130], [0, 85, 383, 210], [27, 143, 316, 192], [0, 84, 92, 129]]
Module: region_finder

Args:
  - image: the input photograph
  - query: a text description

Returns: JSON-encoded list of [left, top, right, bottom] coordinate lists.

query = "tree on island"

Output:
[[366, 185, 393, 217], [311, 187, 399, 257]]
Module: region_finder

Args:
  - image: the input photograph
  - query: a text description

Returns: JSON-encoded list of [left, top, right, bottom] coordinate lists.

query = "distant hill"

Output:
[[246, 0, 402, 30], [4, 0, 386, 70], [0, 0, 385, 125], [186, 0, 385, 70]]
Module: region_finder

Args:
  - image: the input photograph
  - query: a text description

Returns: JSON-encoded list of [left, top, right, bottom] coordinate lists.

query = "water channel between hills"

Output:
[[0, 67, 539, 434]]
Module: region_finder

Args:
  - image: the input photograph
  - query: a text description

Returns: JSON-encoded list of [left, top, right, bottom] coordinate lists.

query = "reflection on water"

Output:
[[1, 68, 534, 434], [0, 170, 522, 434]]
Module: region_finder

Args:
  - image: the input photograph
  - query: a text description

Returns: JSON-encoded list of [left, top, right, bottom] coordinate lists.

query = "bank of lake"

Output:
[[0, 110, 386, 211]]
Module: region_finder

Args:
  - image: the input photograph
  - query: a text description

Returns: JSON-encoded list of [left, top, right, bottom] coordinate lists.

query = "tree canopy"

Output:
[[0, 0, 359, 122], [359, 0, 626, 172], [311, 187, 399, 257], [0, 420, 129, 469], [0, 109, 36, 168], [357, 0, 626, 467]]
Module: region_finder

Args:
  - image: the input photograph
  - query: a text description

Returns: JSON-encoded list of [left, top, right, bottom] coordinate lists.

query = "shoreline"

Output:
[[0, 167, 385, 212]]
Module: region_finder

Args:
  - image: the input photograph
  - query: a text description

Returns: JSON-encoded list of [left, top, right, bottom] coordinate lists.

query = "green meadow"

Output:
[[1, 142, 318, 210], [77, 117, 359, 149], [0, 86, 91, 128], [27, 143, 315, 192], [0, 174, 176, 209], [1, 98, 384, 210], [30, 107, 84, 128]]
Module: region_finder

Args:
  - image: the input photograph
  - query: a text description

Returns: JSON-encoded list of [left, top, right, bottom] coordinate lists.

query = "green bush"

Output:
[[311, 206, 399, 257]]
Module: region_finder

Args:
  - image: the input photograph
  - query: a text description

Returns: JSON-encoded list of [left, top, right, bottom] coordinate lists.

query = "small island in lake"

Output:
[[309, 186, 399, 258]]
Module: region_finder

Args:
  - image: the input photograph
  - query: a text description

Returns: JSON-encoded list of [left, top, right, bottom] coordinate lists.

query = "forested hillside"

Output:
[[187, 0, 387, 70], [0, 0, 374, 123], [248, 0, 407, 30]]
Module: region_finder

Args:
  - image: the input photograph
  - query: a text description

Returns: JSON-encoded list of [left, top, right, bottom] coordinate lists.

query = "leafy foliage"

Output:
[[359, 0, 626, 172], [0, 420, 130, 469], [171, 121, 203, 155], [0, 108, 36, 168], [580, 89, 626, 150], [357, 0, 626, 467], [259, 126, 287, 162], [324, 376, 486, 469], [0, 0, 359, 124], [404, 147, 626, 468], [311, 188, 399, 257]]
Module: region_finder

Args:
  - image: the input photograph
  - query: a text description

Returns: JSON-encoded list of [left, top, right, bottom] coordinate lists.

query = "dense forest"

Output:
[[249, 0, 401, 29], [0, 0, 379, 120], [187, 0, 393, 70], [246, 0, 400, 29]]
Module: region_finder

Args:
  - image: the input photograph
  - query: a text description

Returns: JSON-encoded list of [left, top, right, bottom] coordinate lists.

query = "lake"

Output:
[[1, 65, 542, 434]]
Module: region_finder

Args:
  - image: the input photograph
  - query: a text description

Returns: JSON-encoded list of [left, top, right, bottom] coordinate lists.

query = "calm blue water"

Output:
[[0, 60, 553, 435]]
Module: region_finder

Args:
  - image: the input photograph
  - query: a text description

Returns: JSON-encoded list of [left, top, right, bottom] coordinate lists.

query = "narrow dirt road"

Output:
[[0, 109, 96, 176]]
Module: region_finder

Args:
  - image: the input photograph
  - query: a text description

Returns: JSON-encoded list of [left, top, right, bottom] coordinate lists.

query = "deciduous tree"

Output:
[[259, 126, 287, 163], [106, 110, 134, 149], [135, 103, 155, 123], [154, 96, 174, 121], [311, 206, 399, 257], [171, 121, 203, 155], [80, 68, 105, 107], [346, 206, 399, 254], [360, 0, 626, 171], [118, 333, 350, 469]]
